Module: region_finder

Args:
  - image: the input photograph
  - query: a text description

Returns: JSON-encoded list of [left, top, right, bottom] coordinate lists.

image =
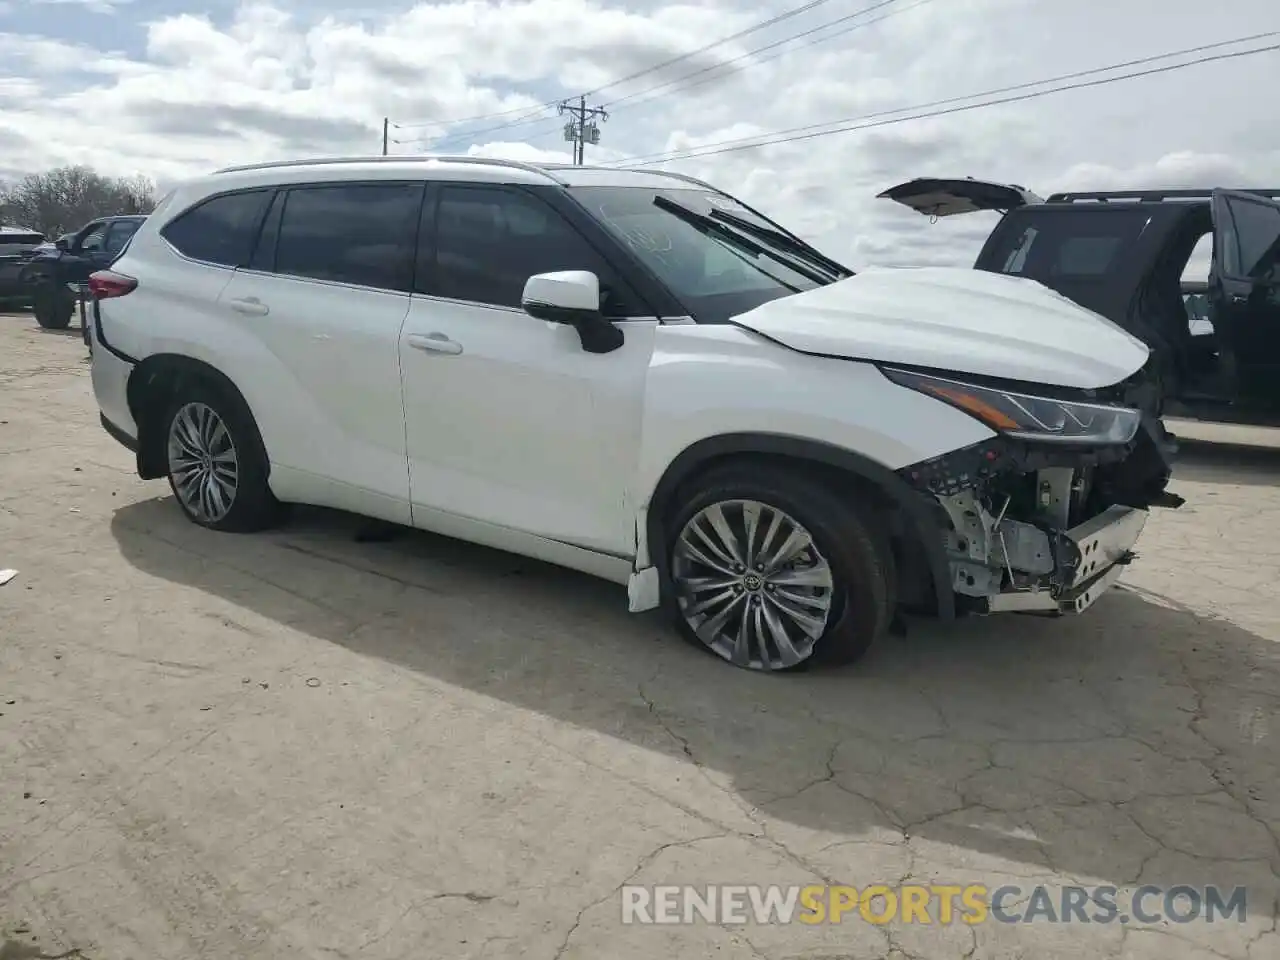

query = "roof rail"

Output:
[[639, 168, 720, 192], [212, 154, 564, 182], [1046, 188, 1280, 203]]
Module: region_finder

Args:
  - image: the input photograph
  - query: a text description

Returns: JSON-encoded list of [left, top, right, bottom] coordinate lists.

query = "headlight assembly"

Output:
[[882, 368, 1142, 445]]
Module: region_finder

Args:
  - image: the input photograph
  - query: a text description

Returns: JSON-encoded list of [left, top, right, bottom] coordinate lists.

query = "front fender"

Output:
[[627, 324, 995, 613]]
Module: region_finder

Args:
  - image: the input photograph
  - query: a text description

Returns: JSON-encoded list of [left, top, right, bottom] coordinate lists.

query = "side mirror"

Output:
[[521, 270, 623, 354], [54, 237, 69, 251]]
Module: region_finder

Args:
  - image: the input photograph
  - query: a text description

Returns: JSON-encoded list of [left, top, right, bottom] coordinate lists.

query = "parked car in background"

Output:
[[0, 225, 46, 309], [20, 215, 147, 335], [88, 156, 1178, 672], [879, 179, 1280, 426]]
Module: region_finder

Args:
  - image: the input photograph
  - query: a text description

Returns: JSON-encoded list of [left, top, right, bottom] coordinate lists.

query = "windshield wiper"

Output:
[[707, 207, 852, 282], [653, 196, 830, 288], [653, 195, 804, 291]]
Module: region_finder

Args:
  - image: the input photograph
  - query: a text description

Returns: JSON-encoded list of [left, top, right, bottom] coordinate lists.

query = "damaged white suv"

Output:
[[88, 156, 1180, 671]]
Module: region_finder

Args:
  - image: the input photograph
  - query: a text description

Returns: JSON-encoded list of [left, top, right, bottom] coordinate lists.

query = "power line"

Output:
[[580, 0, 837, 98], [499, 0, 931, 151], [400, 0, 927, 151], [609, 33, 1280, 167], [601, 0, 914, 110], [388, 0, 841, 145]]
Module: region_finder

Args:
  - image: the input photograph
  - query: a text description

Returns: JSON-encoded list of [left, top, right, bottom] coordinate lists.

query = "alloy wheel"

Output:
[[672, 499, 836, 670], [167, 401, 239, 524]]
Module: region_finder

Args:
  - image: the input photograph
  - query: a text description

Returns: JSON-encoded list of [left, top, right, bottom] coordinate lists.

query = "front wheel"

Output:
[[33, 286, 73, 329], [163, 382, 280, 532], [666, 467, 892, 671]]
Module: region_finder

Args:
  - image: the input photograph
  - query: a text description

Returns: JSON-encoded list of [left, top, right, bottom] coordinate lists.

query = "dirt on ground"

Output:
[[1, 313, 1279, 959]]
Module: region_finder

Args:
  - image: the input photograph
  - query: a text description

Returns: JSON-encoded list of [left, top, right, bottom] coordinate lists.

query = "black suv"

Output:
[[20, 214, 147, 335], [880, 179, 1280, 425], [1, 226, 46, 307]]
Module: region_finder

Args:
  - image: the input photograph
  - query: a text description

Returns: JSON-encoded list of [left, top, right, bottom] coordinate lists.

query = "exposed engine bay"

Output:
[[898, 399, 1183, 616]]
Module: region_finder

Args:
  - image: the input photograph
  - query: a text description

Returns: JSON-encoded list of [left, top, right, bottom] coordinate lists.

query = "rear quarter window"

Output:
[[160, 189, 272, 267]]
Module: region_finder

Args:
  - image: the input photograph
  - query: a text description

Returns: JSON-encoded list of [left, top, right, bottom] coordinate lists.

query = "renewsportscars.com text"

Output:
[[621, 884, 1249, 926]]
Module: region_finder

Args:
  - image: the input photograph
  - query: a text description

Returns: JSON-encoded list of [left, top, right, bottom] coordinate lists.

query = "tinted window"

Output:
[[1224, 196, 1280, 277], [162, 190, 272, 267], [986, 210, 1149, 278], [429, 185, 645, 315], [274, 183, 421, 291]]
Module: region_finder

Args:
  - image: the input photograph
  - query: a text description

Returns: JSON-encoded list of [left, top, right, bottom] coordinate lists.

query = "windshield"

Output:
[[569, 185, 833, 323]]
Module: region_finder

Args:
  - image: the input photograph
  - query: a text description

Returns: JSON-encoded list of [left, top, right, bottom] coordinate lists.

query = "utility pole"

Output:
[[382, 117, 389, 156], [558, 96, 607, 165]]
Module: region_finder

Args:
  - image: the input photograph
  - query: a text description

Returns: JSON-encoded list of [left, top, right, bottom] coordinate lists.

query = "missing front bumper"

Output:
[[986, 505, 1148, 614]]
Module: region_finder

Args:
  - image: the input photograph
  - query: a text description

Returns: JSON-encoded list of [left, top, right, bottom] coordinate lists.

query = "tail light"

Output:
[[88, 270, 137, 299]]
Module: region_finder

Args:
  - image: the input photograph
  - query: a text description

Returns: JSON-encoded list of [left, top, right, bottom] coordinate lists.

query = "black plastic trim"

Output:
[[646, 433, 955, 619], [100, 412, 137, 452]]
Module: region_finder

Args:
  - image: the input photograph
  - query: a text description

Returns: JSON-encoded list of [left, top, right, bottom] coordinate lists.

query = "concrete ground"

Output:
[[1, 313, 1278, 960]]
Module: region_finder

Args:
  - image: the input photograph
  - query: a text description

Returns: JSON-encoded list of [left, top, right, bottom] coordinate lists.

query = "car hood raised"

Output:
[[732, 266, 1151, 390]]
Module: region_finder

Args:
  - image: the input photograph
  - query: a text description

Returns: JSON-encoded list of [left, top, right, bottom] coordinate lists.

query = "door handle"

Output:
[[407, 332, 463, 355], [227, 296, 269, 316]]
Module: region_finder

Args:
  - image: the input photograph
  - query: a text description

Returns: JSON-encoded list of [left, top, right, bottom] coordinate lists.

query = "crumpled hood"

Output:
[[733, 266, 1151, 390]]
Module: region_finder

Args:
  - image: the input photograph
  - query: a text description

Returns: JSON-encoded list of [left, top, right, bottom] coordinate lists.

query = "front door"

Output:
[[400, 182, 658, 558], [1209, 190, 1280, 406]]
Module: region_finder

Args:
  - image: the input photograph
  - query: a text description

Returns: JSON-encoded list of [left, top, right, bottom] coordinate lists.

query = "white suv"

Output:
[[88, 156, 1181, 671]]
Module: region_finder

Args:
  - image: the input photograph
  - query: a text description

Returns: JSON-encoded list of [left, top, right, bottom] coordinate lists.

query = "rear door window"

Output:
[[273, 183, 422, 292], [161, 190, 273, 267]]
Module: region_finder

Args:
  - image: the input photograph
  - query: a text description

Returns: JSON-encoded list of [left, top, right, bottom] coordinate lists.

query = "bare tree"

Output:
[[0, 165, 158, 237]]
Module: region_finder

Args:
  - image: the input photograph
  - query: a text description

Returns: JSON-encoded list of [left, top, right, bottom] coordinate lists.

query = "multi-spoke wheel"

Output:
[[667, 467, 892, 671], [161, 381, 279, 532], [168, 402, 240, 525]]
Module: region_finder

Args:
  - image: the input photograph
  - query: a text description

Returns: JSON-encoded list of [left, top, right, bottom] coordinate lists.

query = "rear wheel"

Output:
[[666, 467, 892, 671], [162, 381, 279, 532]]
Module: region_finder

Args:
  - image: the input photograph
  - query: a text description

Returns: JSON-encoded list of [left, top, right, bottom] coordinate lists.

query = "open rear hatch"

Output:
[[877, 178, 1044, 218]]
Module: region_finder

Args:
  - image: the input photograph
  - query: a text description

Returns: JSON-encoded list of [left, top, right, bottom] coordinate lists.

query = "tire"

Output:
[[161, 379, 280, 532], [33, 286, 73, 329], [665, 466, 892, 672]]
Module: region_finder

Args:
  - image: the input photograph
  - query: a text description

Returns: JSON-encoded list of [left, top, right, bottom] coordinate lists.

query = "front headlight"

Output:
[[882, 368, 1142, 445]]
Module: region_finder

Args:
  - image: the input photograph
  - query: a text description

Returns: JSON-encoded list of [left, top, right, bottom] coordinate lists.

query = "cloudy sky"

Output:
[[1, 0, 1278, 267]]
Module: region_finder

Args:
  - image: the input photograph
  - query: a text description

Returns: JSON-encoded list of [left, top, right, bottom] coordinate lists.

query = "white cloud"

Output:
[[2, 0, 1279, 266]]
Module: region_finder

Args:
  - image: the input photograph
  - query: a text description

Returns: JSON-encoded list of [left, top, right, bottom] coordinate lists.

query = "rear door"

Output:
[[216, 181, 422, 517], [1209, 189, 1280, 403], [877, 178, 1043, 218]]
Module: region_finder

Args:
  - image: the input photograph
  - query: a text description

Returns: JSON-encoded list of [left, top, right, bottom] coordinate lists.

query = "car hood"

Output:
[[732, 266, 1151, 390]]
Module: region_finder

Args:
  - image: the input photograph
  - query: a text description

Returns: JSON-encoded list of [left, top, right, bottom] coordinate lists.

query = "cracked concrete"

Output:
[[1, 315, 1279, 959]]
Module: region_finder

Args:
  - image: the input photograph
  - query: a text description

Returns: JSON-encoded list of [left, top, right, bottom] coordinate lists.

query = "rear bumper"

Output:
[[90, 319, 137, 442], [987, 505, 1148, 614]]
